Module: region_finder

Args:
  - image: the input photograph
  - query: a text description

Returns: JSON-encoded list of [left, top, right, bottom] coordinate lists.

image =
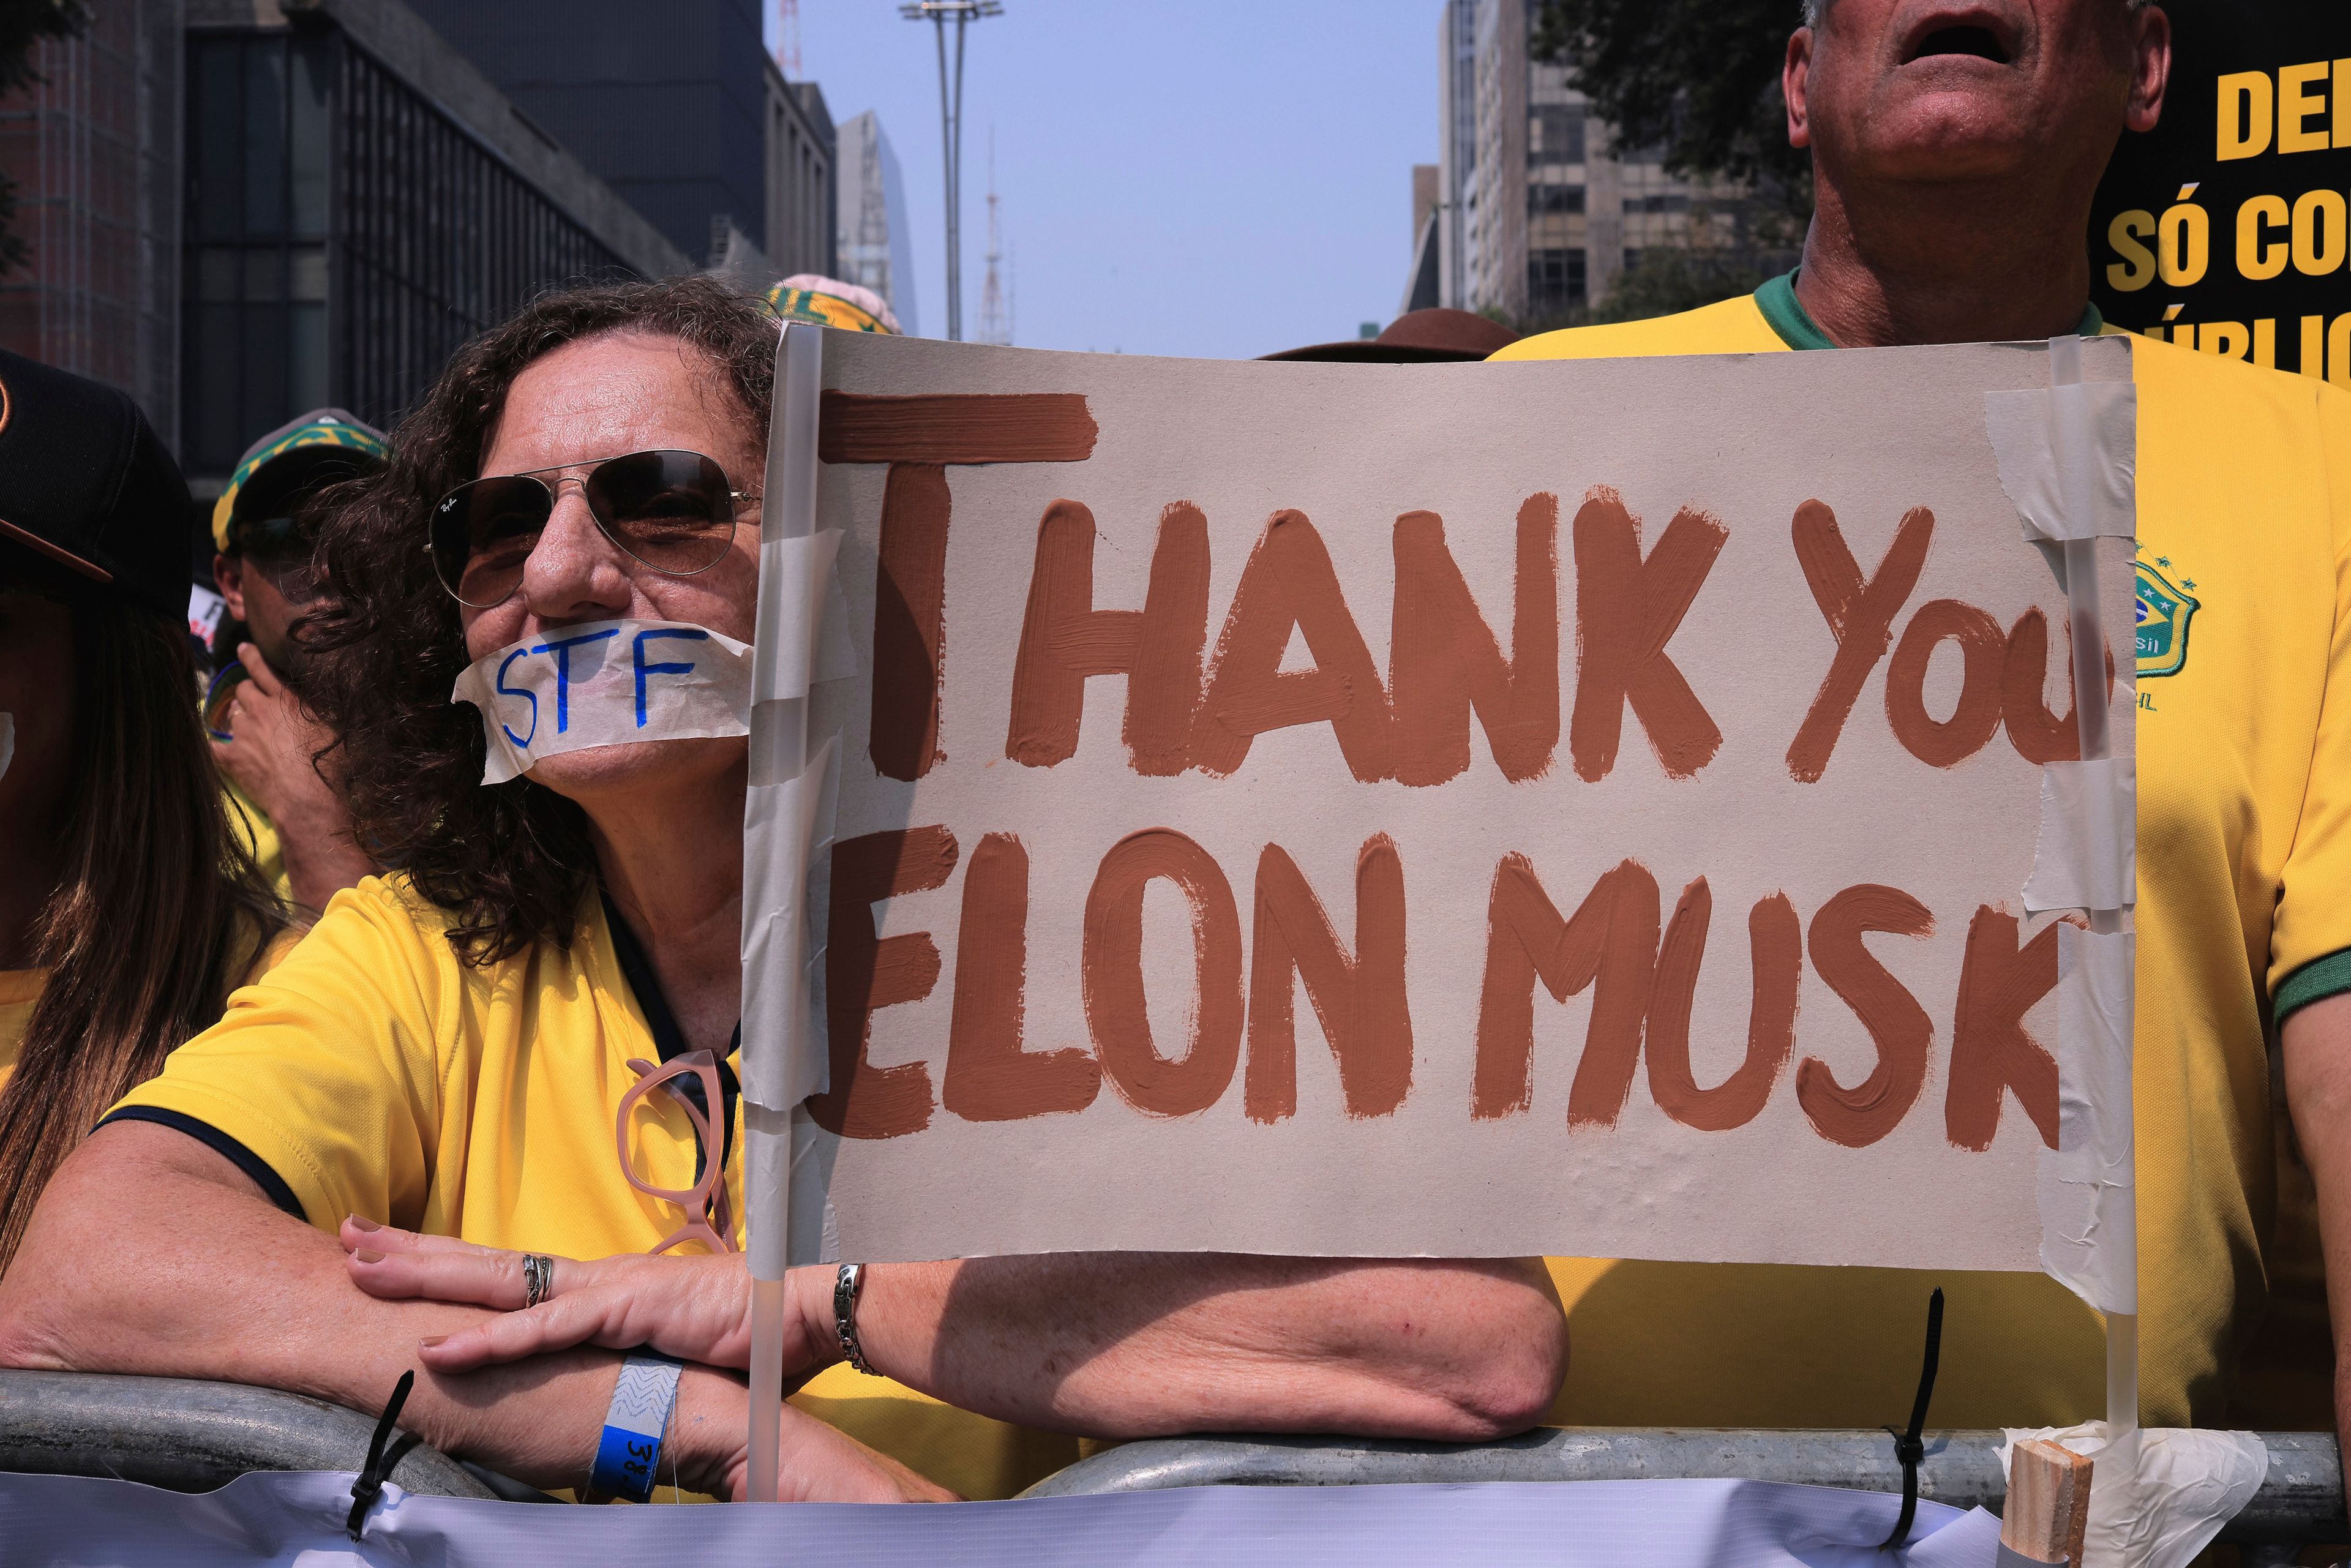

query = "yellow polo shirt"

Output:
[[1494, 277, 2351, 1430], [111, 876, 1075, 1499]]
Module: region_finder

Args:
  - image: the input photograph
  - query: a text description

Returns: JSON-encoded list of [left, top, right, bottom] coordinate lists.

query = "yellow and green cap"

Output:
[[211, 408, 389, 553], [763, 274, 901, 336]]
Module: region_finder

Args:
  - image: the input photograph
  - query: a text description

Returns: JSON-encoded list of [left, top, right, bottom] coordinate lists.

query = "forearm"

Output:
[[846, 1253, 1565, 1441], [2281, 997, 2351, 1494], [0, 1124, 737, 1494]]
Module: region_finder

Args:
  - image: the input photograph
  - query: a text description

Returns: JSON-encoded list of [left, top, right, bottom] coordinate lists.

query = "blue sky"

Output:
[[796, 1, 1440, 360]]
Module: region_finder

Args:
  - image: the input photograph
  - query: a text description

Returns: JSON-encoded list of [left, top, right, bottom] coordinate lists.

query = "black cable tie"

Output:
[[347, 1368, 421, 1541], [1878, 1286, 1945, 1552]]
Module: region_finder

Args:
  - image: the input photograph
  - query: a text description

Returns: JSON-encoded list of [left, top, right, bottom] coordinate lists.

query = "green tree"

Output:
[[1531, 0, 1812, 236], [0, 0, 89, 276]]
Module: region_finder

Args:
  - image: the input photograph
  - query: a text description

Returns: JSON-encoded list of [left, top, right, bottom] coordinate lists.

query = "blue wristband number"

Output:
[[588, 1351, 682, 1504]]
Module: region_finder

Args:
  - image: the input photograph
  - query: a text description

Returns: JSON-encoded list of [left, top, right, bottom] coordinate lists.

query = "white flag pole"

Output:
[[2047, 332, 2139, 1452], [741, 321, 824, 1503]]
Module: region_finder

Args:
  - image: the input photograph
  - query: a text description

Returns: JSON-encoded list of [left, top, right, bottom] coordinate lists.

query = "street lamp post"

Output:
[[899, 0, 1000, 342]]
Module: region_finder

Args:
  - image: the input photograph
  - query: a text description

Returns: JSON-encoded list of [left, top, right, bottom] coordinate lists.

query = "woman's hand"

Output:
[[339, 1217, 836, 1381], [742, 1395, 958, 1504], [666, 1365, 956, 1503]]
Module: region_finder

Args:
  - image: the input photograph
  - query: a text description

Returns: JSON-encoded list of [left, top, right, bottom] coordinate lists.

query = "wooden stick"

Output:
[[2001, 1438, 2094, 1567]]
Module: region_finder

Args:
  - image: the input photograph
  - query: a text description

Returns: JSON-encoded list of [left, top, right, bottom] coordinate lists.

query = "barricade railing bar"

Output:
[[4, 1371, 2342, 1552], [1015, 1425, 2350, 1550]]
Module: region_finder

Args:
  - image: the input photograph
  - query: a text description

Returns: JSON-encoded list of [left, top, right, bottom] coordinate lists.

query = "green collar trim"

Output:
[[1753, 270, 2104, 350]]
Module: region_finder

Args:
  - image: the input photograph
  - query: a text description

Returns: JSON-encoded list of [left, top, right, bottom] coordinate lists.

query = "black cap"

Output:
[[0, 347, 193, 621]]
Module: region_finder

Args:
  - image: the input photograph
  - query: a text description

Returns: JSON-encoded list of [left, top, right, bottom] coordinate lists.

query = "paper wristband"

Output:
[[588, 1349, 683, 1504]]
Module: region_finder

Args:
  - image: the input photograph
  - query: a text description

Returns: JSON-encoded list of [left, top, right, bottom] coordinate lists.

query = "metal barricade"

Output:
[[4, 1370, 2341, 1558], [0, 1369, 501, 1499], [1017, 1426, 2349, 1556]]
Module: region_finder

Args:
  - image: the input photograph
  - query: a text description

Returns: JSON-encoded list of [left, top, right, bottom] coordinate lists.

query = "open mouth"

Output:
[[1908, 24, 2011, 63]]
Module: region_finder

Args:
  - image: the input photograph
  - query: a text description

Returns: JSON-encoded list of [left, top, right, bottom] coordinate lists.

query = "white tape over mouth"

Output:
[[450, 618, 753, 784]]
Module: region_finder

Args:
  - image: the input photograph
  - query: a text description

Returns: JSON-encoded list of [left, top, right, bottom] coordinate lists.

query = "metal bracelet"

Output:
[[833, 1262, 877, 1376]]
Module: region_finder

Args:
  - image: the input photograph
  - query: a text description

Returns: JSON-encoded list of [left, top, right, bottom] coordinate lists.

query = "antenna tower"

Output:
[[978, 135, 1010, 345], [771, 0, 800, 75]]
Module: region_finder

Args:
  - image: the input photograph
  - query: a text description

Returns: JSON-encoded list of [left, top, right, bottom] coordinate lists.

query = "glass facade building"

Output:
[[182, 24, 640, 475]]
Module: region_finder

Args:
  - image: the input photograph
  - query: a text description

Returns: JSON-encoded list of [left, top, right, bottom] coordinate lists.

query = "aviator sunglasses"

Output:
[[426, 448, 758, 607]]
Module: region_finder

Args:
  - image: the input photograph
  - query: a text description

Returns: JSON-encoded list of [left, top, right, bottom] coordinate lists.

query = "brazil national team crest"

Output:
[[2135, 556, 2199, 678]]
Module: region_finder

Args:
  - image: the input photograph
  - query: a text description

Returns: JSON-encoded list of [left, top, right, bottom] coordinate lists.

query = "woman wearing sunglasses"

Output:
[[0, 279, 1567, 1505]]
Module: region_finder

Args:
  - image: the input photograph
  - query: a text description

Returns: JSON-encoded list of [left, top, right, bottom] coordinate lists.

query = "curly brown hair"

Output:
[[303, 276, 778, 965]]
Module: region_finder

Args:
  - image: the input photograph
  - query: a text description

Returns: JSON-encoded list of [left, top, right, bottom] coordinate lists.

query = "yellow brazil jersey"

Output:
[[109, 875, 1075, 1500], [1492, 275, 2351, 1431]]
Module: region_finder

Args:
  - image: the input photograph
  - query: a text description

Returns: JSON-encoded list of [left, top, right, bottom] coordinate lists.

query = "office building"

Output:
[[767, 66, 837, 282], [0, 0, 184, 445], [834, 110, 917, 336], [1432, 0, 1768, 326], [403, 0, 834, 283], [177, 0, 686, 479], [1, 0, 689, 484]]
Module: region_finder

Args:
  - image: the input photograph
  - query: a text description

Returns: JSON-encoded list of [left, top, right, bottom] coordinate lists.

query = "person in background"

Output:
[[0, 278, 1567, 1503], [0, 348, 286, 1273], [765, 274, 902, 335], [1496, 0, 2351, 1461], [206, 411, 388, 916], [1261, 306, 1520, 364]]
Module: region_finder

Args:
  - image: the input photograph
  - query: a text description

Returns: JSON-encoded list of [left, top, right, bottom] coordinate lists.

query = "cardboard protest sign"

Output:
[[749, 332, 2136, 1275]]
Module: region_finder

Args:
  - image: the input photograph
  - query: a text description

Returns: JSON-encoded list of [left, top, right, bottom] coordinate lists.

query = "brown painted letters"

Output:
[[1083, 828, 1247, 1117], [1569, 492, 1725, 782], [870, 462, 951, 781], [1472, 855, 1661, 1125], [1785, 501, 1934, 783], [1005, 500, 1210, 775], [819, 391, 1099, 782], [1796, 885, 1935, 1149], [1245, 836, 1412, 1122], [2003, 609, 2116, 765], [1192, 511, 1393, 781], [1886, 599, 2008, 768], [810, 826, 960, 1140], [1646, 886, 1803, 1132], [945, 833, 1103, 1122], [1944, 906, 2061, 1150], [1389, 496, 1561, 785]]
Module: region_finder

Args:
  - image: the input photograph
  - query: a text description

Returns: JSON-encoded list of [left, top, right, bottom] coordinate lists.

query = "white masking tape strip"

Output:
[[789, 1106, 846, 1269], [451, 619, 751, 785], [2039, 925, 2137, 1316], [751, 528, 857, 705], [2023, 757, 2135, 915], [1999, 1424, 2263, 1568], [0, 711, 12, 782], [1984, 381, 2138, 542], [738, 734, 839, 1111]]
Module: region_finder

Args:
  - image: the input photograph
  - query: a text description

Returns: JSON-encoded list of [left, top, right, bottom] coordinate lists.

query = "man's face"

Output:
[[212, 528, 324, 673], [1790, 0, 2165, 186]]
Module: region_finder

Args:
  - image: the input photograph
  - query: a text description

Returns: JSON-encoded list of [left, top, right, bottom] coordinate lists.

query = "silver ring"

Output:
[[521, 1253, 554, 1311]]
